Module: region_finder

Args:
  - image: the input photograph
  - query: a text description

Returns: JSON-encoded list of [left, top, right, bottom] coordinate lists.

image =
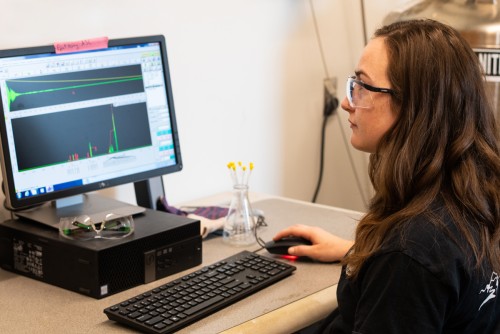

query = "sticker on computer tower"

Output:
[[13, 238, 44, 278], [100, 285, 109, 296]]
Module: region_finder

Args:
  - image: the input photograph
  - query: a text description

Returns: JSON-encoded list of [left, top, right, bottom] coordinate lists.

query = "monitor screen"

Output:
[[0, 35, 182, 216]]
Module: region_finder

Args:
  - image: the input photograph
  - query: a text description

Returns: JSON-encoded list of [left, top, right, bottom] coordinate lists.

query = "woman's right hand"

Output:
[[272, 224, 354, 262]]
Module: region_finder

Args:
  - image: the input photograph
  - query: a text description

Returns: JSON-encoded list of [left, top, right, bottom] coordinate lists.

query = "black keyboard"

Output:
[[104, 250, 296, 333]]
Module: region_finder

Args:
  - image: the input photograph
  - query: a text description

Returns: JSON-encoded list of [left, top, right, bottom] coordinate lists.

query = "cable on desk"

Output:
[[253, 215, 268, 252]]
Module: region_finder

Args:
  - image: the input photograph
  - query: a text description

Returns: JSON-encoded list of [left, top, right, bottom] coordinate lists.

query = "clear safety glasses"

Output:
[[59, 213, 134, 241], [346, 76, 394, 109]]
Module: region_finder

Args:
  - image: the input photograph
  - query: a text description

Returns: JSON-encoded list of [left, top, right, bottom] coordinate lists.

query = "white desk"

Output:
[[0, 194, 362, 333]]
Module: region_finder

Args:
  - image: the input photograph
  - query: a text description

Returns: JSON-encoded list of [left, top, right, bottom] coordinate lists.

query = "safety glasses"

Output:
[[346, 76, 394, 109], [59, 213, 134, 241]]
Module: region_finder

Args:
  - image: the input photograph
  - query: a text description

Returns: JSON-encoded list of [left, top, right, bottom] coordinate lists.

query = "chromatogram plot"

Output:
[[6, 65, 144, 112], [11, 102, 152, 171]]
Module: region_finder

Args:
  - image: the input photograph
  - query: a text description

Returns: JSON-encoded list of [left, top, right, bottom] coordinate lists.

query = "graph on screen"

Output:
[[6, 65, 144, 112], [4, 64, 152, 172], [11, 102, 152, 172]]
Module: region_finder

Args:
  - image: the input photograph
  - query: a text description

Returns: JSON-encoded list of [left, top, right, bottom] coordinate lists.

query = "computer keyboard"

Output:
[[104, 250, 296, 333]]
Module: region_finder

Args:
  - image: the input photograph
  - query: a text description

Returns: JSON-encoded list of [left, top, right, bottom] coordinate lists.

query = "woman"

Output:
[[274, 19, 500, 333]]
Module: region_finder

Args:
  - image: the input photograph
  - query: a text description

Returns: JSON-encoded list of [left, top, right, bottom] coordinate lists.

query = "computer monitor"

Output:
[[0, 35, 182, 226]]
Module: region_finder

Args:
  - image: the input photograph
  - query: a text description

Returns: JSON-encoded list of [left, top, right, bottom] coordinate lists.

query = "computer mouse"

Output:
[[264, 236, 312, 255]]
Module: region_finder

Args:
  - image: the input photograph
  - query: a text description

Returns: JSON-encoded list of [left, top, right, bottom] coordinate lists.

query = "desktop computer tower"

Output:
[[0, 209, 202, 299]]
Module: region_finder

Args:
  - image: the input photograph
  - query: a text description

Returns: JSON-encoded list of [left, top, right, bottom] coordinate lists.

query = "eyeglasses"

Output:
[[346, 76, 394, 109], [59, 213, 134, 241]]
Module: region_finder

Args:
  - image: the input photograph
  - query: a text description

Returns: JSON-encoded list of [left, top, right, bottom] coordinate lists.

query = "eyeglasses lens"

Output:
[[346, 77, 373, 109]]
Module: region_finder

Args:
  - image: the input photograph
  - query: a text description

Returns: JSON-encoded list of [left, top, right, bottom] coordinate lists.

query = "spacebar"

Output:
[[184, 295, 225, 316]]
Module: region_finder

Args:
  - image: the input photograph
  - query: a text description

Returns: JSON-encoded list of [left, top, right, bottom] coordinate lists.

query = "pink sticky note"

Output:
[[54, 36, 109, 54]]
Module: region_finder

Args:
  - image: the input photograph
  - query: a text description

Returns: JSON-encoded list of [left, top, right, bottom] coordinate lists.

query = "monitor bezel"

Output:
[[0, 35, 183, 210]]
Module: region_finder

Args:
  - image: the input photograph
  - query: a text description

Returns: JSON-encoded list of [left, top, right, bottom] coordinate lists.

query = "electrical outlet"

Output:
[[323, 77, 338, 117]]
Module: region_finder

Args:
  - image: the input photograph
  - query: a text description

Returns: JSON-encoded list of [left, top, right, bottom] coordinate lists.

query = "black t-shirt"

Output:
[[319, 209, 500, 333]]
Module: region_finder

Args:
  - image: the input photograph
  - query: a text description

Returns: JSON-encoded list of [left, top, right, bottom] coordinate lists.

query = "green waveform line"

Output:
[[88, 142, 93, 158], [111, 109, 119, 152], [5, 75, 143, 110]]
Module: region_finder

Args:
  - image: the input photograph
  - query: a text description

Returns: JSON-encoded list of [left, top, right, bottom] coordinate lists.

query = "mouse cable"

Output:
[[253, 215, 268, 250]]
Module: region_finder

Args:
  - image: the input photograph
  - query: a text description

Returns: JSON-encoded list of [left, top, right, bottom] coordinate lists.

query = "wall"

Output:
[[0, 0, 410, 212]]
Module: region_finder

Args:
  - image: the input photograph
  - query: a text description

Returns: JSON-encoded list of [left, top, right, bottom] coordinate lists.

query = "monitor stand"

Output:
[[134, 176, 165, 210], [14, 193, 146, 229]]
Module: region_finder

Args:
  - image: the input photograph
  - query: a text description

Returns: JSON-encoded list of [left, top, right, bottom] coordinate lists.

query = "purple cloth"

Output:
[[157, 196, 228, 219]]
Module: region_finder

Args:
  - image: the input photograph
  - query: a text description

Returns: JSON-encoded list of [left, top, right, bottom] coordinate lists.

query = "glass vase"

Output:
[[223, 184, 255, 246]]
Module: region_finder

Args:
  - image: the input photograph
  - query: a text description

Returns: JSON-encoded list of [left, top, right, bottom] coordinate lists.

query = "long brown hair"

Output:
[[344, 19, 500, 278]]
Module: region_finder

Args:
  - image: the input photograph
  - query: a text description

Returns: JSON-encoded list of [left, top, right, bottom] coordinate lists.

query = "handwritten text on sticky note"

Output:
[[54, 37, 109, 54]]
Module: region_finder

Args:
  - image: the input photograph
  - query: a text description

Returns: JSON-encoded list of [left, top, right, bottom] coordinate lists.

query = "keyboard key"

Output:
[[145, 316, 164, 326], [183, 295, 224, 316]]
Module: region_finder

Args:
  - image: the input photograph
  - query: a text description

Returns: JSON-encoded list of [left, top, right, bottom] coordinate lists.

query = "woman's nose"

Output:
[[341, 97, 353, 113]]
